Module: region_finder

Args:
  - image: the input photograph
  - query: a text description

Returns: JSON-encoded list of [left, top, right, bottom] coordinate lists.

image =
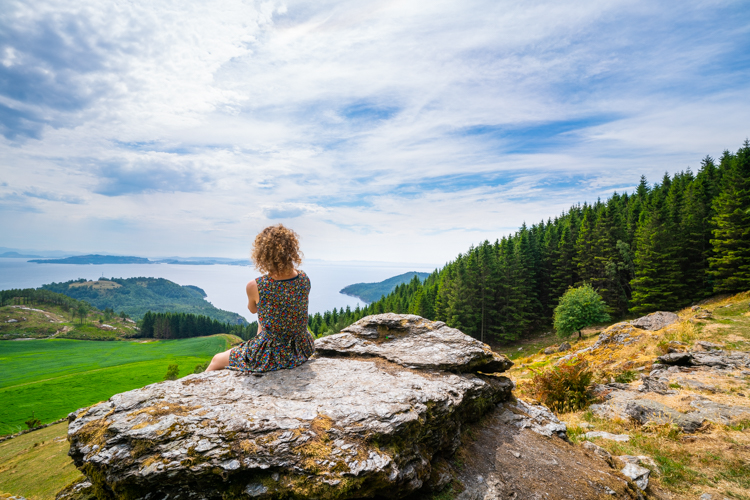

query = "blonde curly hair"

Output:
[[251, 224, 303, 276]]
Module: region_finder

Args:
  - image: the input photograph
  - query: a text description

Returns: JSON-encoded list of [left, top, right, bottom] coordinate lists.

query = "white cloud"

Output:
[[0, 0, 748, 262]]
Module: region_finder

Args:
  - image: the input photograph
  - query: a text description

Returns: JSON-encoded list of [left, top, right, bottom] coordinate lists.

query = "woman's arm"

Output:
[[246, 279, 260, 314]]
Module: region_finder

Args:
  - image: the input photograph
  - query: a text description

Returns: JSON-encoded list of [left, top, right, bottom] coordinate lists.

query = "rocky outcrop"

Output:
[[65, 314, 514, 500], [631, 311, 679, 331], [316, 314, 513, 373]]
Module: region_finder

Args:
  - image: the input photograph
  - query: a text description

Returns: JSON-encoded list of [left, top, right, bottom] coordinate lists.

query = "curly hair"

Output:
[[251, 224, 303, 276]]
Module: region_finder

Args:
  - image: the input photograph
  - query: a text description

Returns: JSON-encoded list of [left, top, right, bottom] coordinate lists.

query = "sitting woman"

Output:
[[206, 224, 315, 373]]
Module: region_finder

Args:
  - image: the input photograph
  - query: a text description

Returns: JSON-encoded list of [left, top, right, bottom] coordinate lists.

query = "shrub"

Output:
[[164, 364, 180, 380], [553, 284, 610, 339], [529, 360, 593, 413], [193, 361, 209, 374], [25, 411, 42, 429], [614, 370, 638, 383]]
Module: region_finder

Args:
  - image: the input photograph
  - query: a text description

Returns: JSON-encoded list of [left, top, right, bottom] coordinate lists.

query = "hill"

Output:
[[41, 277, 246, 324], [340, 271, 431, 303]]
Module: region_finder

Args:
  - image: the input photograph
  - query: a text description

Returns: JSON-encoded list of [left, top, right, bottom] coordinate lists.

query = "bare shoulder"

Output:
[[246, 279, 259, 295]]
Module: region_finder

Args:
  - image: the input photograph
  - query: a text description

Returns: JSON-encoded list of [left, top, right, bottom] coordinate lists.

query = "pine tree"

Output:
[[710, 141, 750, 292]]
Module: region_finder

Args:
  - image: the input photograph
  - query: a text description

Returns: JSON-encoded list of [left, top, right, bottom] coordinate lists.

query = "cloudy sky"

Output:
[[1, 0, 748, 264]]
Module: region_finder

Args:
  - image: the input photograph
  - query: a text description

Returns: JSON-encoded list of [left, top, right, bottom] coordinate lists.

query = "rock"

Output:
[[445, 407, 647, 500], [317, 314, 513, 373], [695, 310, 713, 320], [67, 314, 515, 500], [632, 311, 679, 331], [582, 440, 613, 462], [584, 431, 630, 442], [693, 341, 723, 351], [495, 398, 567, 439], [657, 352, 693, 366], [689, 398, 750, 424], [579, 422, 594, 429], [558, 341, 571, 352], [590, 394, 705, 432], [691, 305, 701, 311], [543, 345, 557, 355], [700, 494, 712, 500], [620, 462, 650, 490], [55, 480, 95, 500], [637, 376, 674, 395], [592, 322, 641, 349]]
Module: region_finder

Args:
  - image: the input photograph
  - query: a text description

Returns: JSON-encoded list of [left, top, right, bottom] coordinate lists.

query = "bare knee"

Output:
[[206, 350, 231, 372]]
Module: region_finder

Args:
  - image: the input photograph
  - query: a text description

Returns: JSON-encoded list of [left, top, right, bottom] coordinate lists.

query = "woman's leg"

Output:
[[206, 348, 232, 371]]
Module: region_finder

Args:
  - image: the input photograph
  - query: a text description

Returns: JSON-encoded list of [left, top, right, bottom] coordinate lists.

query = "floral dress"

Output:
[[227, 270, 315, 373]]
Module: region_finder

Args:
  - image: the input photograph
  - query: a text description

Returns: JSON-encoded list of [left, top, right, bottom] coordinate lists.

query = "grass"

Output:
[[0, 336, 231, 435], [0, 422, 82, 500]]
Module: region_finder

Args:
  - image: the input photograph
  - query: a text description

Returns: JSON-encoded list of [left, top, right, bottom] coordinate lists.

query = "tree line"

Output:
[[137, 311, 258, 340], [0, 288, 89, 311], [307, 141, 750, 342]]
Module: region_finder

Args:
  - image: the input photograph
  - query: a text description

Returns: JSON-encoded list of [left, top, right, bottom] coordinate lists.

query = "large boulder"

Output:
[[631, 311, 679, 331], [65, 315, 514, 500], [316, 314, 513, 373]]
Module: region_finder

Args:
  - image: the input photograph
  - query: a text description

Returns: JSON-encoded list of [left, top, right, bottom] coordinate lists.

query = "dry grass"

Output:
[[0, 423, 83, 500], [507, 291, 750, 499]]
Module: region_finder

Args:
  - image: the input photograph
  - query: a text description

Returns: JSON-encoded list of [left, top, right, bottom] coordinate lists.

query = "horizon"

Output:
[[2, 0, 749, 263]]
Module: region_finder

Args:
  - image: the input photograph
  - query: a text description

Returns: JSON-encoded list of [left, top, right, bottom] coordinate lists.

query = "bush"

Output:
[[193, 361, 209, 374], [553, 284, 610, 339], [164, 364, 180, 380], [529, 361, 593, 413], [614, 369, 638, 383], [25, 411, 42, 429]]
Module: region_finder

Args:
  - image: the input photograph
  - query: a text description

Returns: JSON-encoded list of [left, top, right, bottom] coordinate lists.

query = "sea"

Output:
[[0, 258, 438, 322]]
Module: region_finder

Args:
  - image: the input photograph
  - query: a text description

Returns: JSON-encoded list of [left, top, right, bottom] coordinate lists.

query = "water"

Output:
[[0, 258, 438, 322]]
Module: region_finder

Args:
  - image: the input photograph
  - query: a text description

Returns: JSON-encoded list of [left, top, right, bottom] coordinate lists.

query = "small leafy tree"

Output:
[[553, 284, 610, 339], [164, 364, 179, 380], [193, 361, 209, 374], [76, 303, 89, 325]]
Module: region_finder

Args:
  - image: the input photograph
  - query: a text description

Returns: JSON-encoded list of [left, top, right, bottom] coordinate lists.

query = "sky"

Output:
[[1, 0, 749, 265]]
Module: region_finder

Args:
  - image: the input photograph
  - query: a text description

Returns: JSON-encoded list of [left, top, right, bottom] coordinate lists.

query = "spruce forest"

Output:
[[307, 141, 750, 341]]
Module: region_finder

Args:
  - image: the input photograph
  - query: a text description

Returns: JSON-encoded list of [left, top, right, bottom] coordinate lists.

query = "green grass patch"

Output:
[[0, 422, 82, 500], [0, 337, 229, 435]]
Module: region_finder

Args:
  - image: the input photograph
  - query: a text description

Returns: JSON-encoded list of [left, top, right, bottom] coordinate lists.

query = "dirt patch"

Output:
[[425, 408, 645, 499]]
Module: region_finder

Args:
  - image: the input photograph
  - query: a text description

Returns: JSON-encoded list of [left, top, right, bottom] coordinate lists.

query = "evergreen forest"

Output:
[[307, 142, 750, 342]]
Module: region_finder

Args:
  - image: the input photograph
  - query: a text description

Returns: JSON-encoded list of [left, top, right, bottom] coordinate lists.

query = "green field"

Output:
[[0, 336, 231, 435]]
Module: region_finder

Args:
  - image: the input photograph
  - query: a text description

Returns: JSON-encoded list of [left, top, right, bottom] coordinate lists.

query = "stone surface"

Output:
[[446, 405, 647, 500], [495, 398, 567, 439], [316, 314, 513, 373], [584, 431, 631, 442], [620, 462, 650, 490], [636, 376, 674, 395], [694, 341, 723, 351], [66, 314, 515, 500], [689, 398, 750, 424], [656, 352, 693, 366], [590, 393, 705, 432], [631, 311, 680, 331], [592, 322, 641, 349], [543, 345, 557, 355], [557, 341, 571, 352], [582, 440, 613, 462]]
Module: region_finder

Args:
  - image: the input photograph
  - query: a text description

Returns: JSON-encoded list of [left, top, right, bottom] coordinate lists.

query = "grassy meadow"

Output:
[[0, 335, 236, 435], [0, 422, 80, 500]]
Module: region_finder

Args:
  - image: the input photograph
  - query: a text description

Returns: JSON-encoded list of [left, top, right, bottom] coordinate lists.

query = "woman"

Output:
[[206, 224, 315, 372]]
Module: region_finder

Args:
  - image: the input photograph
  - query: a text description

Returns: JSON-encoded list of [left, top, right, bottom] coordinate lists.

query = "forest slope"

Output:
[[41, 277, 245, 324]]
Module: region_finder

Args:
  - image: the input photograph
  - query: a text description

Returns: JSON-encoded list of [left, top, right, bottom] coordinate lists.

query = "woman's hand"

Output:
[[246, 279, 259, 314]]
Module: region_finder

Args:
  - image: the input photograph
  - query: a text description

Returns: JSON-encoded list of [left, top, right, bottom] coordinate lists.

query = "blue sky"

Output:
[[1, 0, 748, 264]]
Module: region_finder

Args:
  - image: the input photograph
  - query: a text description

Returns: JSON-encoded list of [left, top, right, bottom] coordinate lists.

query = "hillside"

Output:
[[41, 277, 245, 324], [340, 271, 430, 303], [498, 291, 750, 499]]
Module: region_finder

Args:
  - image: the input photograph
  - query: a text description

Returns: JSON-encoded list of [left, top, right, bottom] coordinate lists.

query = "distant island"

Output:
[[41, 277, 246, 324], [340, 272, 431, 303], [29, 254, 150, 264], [28, 254, 250, 266], [1, 251, 42, 258]]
